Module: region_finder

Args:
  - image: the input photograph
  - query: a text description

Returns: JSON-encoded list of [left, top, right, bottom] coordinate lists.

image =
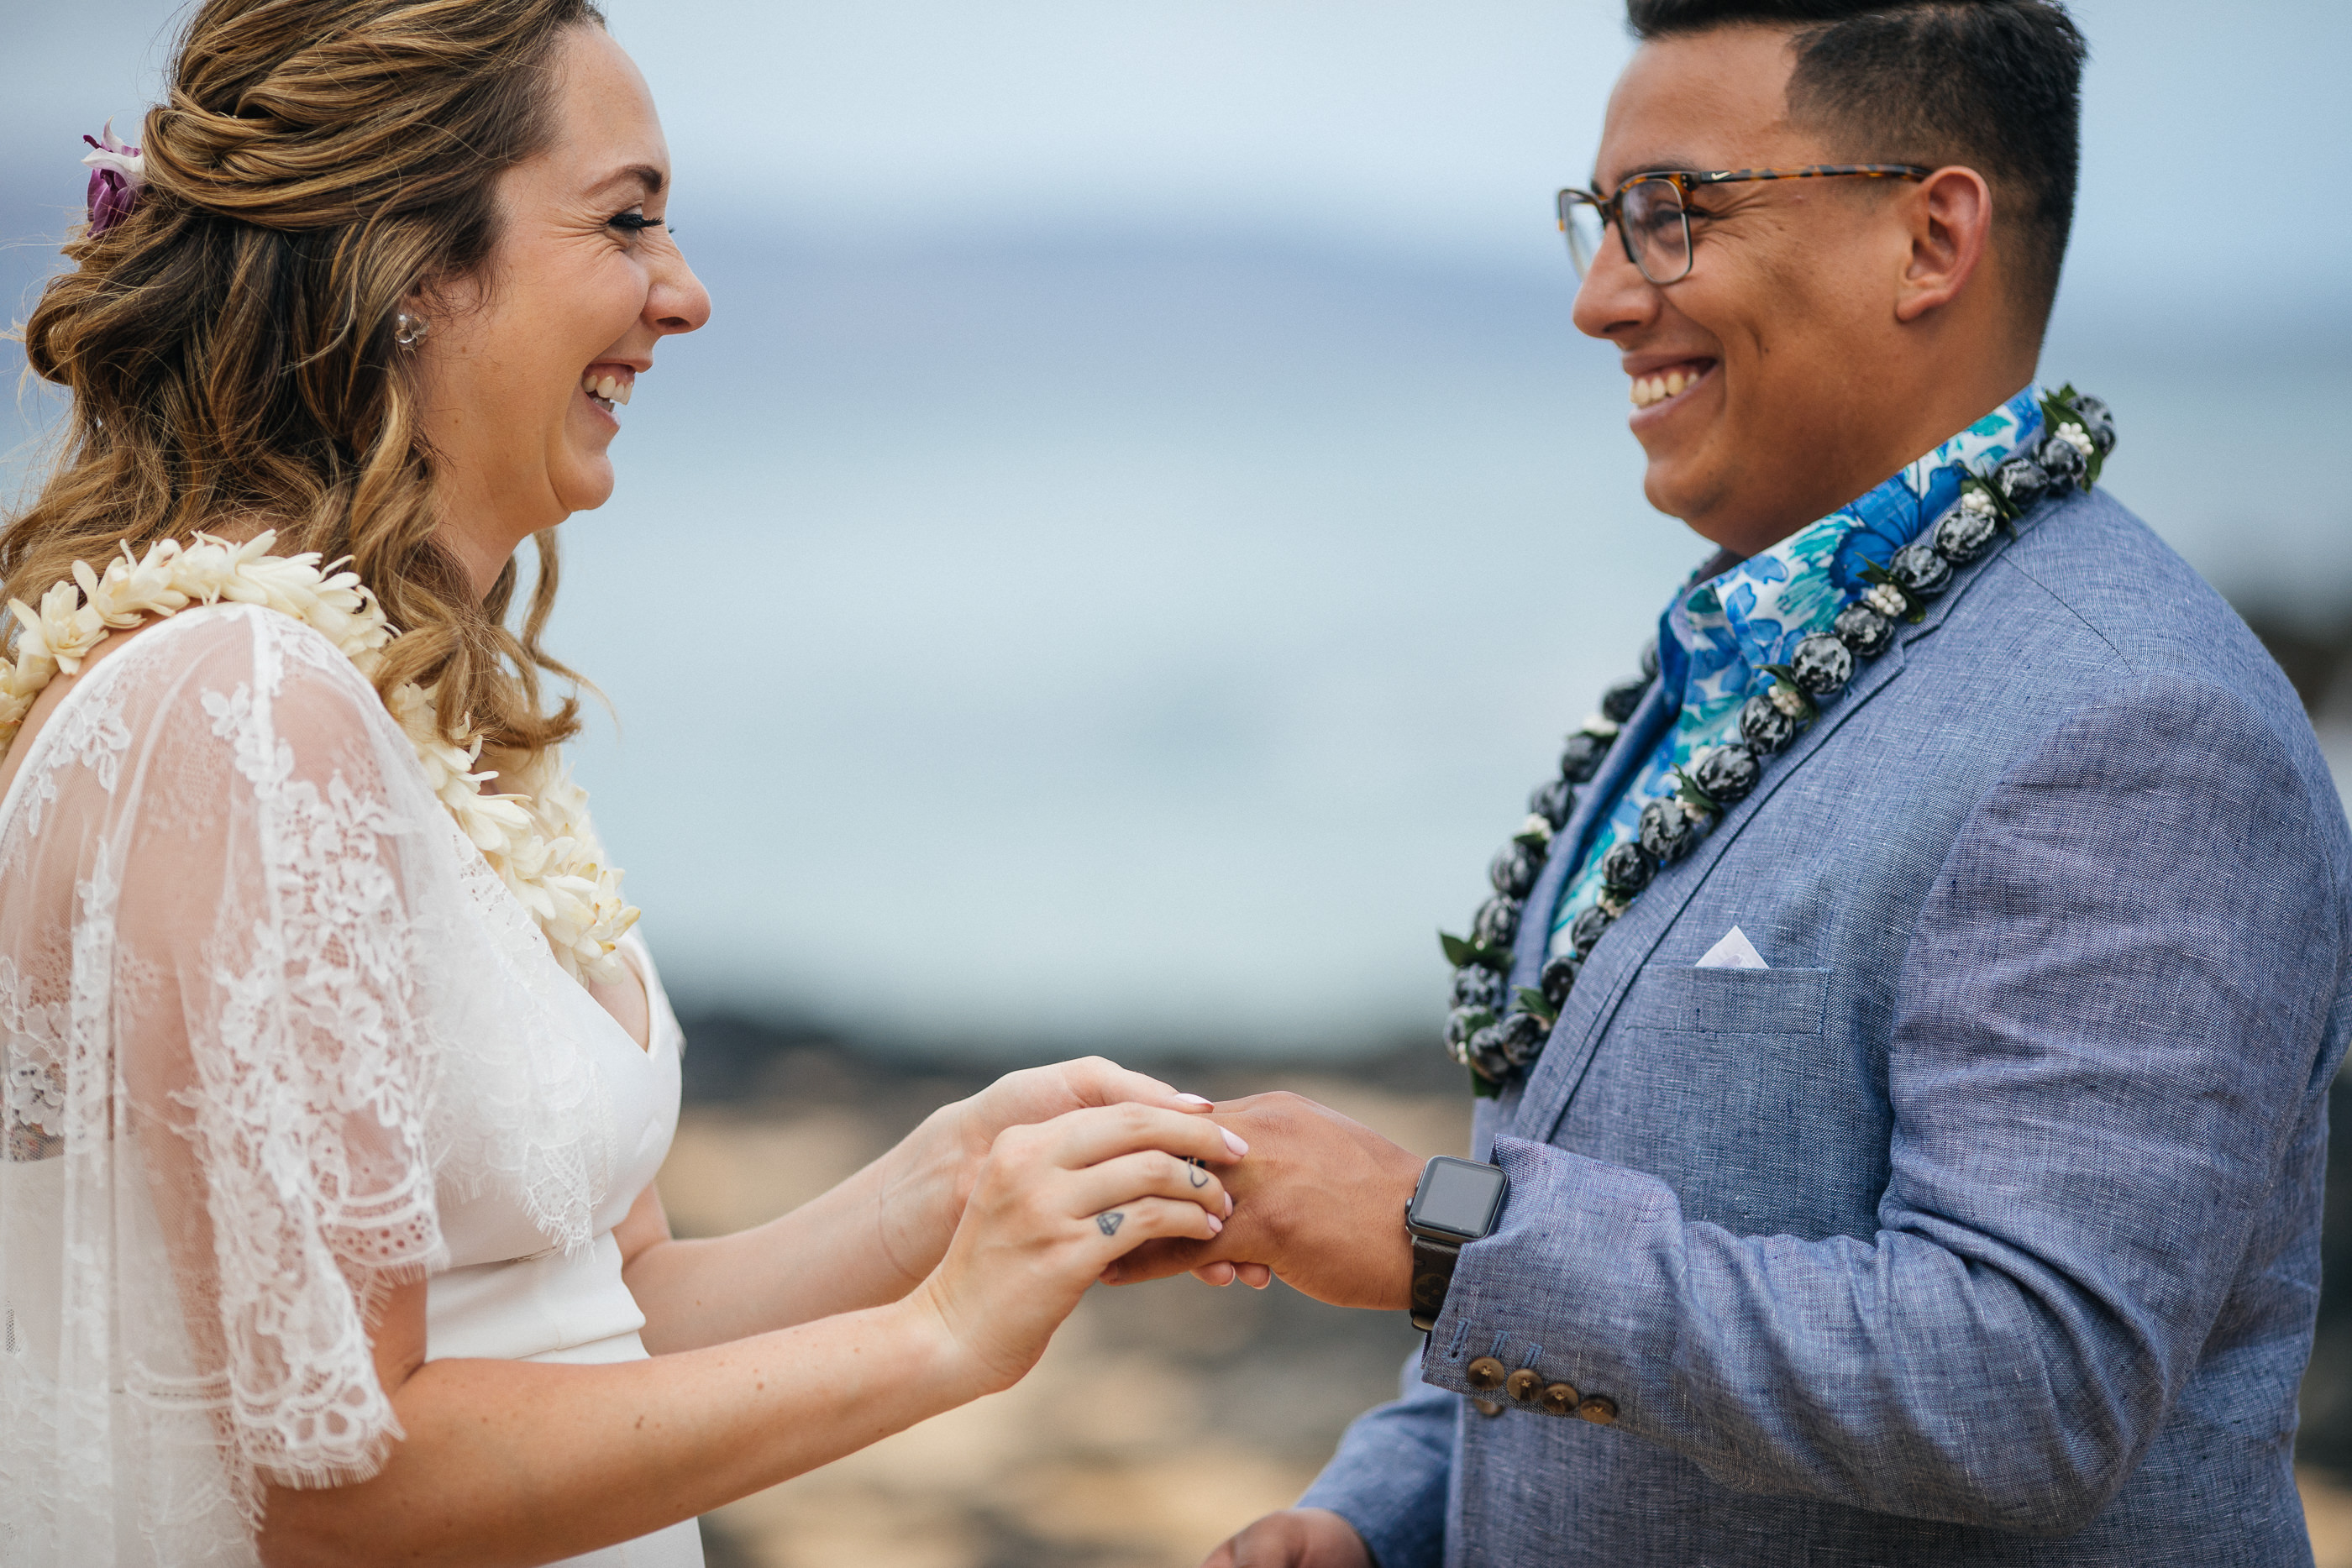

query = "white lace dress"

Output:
[[0, 605, 701, 1567]]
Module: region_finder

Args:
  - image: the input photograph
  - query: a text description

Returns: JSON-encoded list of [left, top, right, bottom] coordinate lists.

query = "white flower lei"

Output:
[[0, 532, 638, 983]]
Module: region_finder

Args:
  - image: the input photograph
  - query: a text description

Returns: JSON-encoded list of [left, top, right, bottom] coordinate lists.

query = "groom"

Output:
[[1110, 1, 2352, 1563]]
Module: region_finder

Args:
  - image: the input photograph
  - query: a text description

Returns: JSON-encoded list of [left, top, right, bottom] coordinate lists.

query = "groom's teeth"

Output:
[[1630, 368, 1702, 408]]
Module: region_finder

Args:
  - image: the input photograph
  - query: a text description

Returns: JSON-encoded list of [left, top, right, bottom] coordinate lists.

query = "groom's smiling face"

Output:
[[1572, 25, 1929, 556]]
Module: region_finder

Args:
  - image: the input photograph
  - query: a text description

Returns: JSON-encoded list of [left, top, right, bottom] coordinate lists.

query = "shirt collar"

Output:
[[1655, 386, 2045, 708]]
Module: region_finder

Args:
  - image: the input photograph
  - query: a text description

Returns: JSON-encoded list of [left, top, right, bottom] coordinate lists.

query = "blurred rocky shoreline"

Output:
[[666, 1023, 1468, 1568]]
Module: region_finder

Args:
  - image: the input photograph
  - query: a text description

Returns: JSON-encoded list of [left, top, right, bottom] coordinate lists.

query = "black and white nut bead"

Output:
[[1473, 894, 1521, 949], [1931, 493, 2000, 564], [1888, 543, 1952, 600], [1637, 797, 1702, 864], [1529, 777, 1575, 830], [1539, 953, 1581, 1008], [1693, 742, 1761, 805], [1994, 455, 2050, 511], [1599, 676, 1651, 724], [1489, 840, 1544, 899], [2037, 430, 2087, 490], [1740, 691, 1800, 754], [1834, 601, 1895, 657], [1451, 964, 1506, 1010], [2071, 395, 2116, 456], [1558, 732, 1611, 784], [1495, 1010, 1550, 1068], [1599, 842, 1655, 894], [1567, 904, 1615, 957], [1790, 633, 1854, 697]]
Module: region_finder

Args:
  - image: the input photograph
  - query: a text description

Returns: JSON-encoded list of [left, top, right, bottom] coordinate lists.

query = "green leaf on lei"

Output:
[[1672, 763, 1719, 818], [1756, 663, 1819, 720]]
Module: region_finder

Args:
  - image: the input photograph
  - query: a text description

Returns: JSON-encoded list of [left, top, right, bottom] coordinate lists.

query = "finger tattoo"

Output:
[[1188, 1165, 1209, 1188], [1098, 1211, 1125, 1236]]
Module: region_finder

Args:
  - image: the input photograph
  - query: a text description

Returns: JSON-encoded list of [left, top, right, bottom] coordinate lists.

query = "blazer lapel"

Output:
[[1489, 492, 2057, 1150], [1482, 679, 1677, 1151], [1509, 636, 1912, 1146]]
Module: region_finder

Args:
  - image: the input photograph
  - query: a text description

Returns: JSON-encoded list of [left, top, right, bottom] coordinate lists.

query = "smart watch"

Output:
[[1404, 1156, 1508, 1333]]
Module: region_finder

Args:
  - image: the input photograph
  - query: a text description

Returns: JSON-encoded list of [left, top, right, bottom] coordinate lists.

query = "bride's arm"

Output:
[[256, 1103, 1237, 1568], [621, 1058, 1241, 1351]]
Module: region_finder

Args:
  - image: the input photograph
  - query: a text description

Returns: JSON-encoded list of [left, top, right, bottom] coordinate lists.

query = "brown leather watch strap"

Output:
[[1409, 1230, 1463, 1333]]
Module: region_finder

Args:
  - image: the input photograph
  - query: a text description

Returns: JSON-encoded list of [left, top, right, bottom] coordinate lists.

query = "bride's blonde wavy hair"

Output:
[[5, 0, 607, 759]]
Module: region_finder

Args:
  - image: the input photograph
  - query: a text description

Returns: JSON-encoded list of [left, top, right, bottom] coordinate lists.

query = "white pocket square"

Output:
[[1696, 926, 1770, 970]]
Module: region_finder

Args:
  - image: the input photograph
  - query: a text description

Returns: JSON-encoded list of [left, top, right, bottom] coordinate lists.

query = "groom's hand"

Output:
[[1201, 1508, 1371, 1567], [1098, 1091, 1422, 1309]]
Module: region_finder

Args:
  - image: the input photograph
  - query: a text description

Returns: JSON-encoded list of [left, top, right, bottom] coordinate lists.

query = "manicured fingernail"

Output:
[[1224, 1192, 1234, 1217], [1206, 1214, 1224, 1235], [1173, 1093, 1213, 1108], [1221, 1128, 1249, 1157]]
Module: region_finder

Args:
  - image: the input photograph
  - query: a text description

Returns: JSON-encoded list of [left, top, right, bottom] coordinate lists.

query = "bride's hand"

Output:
[[907, 1103, 1242, 1392], [878, 1057, 1217, 1281]]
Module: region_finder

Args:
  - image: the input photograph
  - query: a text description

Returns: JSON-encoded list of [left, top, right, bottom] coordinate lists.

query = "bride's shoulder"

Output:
[[39, 605, 388, 761], [98, 601, 375, 710]]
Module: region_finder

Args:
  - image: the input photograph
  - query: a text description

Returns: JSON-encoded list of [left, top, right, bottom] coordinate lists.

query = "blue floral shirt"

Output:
[[1547, 387, 2047, 957]]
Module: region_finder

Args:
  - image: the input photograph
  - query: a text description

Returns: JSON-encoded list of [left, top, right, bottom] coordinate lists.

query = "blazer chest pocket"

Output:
[[1614, 963, 1831, 1036]]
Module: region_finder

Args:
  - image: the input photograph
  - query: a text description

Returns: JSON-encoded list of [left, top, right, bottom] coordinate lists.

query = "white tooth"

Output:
[[1642, 377, 1663, 406], [1666, 370, 1685, 396], [582, 374, 598, 395], [616, 380, 631, 406], [598, 375, 619, 401], [1630, 380, 1642, 406]]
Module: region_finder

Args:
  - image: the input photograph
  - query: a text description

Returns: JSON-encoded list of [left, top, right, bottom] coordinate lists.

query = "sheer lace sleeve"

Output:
[[0, 605, 609, 1565]]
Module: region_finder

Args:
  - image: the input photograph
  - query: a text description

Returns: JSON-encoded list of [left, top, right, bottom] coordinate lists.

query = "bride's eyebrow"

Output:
[[585, 164, 665, 202]]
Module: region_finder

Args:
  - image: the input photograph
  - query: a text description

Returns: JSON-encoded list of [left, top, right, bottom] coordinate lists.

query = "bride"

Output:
[[0, 3, 1251, 1564]]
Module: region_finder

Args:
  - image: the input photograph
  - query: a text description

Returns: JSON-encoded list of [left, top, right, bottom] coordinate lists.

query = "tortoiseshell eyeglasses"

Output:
[[1556, 165, 1934, 285]]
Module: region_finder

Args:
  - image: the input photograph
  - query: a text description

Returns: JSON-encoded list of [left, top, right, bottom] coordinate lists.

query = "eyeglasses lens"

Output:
[[1561, 194, 1608, 278], [1621, 178, 1691, 284]]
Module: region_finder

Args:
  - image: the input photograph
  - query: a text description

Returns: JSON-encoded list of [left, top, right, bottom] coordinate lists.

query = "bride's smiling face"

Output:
[[414, 24, 711, 591]]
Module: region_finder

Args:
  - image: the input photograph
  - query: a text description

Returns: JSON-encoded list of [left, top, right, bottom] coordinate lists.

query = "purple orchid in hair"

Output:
[[81, 120, 146, 237]]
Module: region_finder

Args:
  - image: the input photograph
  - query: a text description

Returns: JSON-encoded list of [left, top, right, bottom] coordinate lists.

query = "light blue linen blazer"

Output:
[[1300, 486, 2352, 1565]]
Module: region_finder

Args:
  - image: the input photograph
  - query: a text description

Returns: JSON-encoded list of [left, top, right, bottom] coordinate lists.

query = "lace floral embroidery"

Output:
[[0, 606, 619, 1560]]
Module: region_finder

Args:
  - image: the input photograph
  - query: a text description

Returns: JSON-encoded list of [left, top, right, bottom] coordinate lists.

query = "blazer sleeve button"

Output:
[[1505, 1368, 1542, 1403], [1539, 1382, 1580, 1417], [1576, 1393, 1619, 1425], [1466, 1356, 1507, 1391], [1473, 1398, 1506, 1417]]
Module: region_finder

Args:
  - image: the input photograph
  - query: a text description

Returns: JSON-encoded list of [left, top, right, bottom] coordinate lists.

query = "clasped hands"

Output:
[[908, 1065, 1425, 1568], [1097, 1089, 1423, 1568], [1095, 1090, 1425, 1310], [910, 1061, 1426, 1311]]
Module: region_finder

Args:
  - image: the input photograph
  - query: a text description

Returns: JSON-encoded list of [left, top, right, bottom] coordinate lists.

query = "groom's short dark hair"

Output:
[[1627, 0, 2086, 340]]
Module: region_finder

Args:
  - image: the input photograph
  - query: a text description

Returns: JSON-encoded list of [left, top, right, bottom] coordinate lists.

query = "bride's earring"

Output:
[[393, 311, 431, 349]]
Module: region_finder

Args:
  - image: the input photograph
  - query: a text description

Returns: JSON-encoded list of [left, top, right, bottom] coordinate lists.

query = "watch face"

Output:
[[1410, 1157, 1507, 1240]]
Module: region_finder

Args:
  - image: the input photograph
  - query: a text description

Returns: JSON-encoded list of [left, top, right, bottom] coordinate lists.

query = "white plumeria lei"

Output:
[[0, 532, 638, 983]]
